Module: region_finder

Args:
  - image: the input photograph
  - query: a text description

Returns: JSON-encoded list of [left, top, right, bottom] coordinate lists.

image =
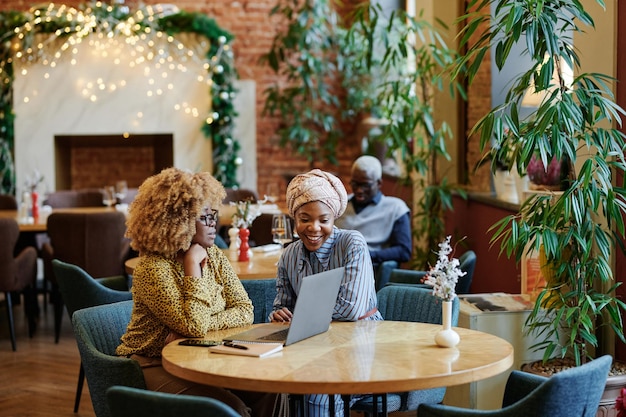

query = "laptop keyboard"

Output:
[[258, 328, 289, 341]]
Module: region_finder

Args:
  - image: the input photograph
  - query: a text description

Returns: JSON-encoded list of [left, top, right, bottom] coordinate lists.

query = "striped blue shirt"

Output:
[[272, 226, 382, 322]]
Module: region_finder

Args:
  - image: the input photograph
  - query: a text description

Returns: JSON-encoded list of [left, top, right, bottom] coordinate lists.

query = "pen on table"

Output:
[[223, 341, 248, 350]]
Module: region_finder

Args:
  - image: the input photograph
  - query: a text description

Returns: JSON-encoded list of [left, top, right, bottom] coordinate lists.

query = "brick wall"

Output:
[[70, 147, 154, 190], [0, 1, 492, 199]]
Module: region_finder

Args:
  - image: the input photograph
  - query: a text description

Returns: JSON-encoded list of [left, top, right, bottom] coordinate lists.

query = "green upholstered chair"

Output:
[[106, 386, 240, 417], [240, 278, 276, 324], [72, 301, 146, 417], [388, 250, 477, 294], [351, 285, 460, 415], [418, 355, 612, 417], [53, 260, 132, 412]]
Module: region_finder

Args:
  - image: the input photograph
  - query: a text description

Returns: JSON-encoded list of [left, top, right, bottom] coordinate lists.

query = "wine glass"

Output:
[[265, 183, 278, 204], [115, 180, 128, 203], [271, 214, 293, 251], [102, 186, 116, 208]]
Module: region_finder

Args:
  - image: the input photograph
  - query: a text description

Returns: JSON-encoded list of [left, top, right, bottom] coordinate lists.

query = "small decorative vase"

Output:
[[238, 227, 250, 262], [435, 300, 460, 348], [31, 191, 39, 222]]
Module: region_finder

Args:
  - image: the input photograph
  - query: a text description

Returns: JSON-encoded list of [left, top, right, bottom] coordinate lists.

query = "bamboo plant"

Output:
[[263, 1, 466, 268], [458, 0, 626, 365]]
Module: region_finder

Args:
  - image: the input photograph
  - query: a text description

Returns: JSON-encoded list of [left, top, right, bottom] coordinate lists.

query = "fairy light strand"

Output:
[[0, 1, 240, 188]]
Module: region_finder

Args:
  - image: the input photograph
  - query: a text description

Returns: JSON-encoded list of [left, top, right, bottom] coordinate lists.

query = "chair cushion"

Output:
[[240, 279, 276, 324]]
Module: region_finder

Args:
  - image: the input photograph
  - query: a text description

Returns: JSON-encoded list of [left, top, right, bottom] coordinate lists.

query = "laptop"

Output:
[[224, 267, 345, 346]]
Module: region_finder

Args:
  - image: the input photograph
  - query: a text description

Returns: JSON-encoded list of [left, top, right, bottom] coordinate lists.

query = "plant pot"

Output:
[[598, 373, 626, 417], [493, 170, 518, 203], [527, 154, 569, 191]]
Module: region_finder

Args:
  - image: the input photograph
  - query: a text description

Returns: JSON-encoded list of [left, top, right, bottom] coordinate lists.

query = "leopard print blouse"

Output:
[[116, 246, 253, 357]]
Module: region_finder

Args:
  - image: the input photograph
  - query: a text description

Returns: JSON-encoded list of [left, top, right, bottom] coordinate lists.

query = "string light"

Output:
[[0, 2, 241, 190], [5, 2, 224, 118]]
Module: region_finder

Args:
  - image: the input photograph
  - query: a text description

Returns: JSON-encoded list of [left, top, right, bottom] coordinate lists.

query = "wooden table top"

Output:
[[162, 321, 514, 395], [0, 207, 120, 233], [125, 248, 280, 279]]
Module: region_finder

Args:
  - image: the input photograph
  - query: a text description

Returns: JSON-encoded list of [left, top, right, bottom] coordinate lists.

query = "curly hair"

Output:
[[125, 167, 226, 258]]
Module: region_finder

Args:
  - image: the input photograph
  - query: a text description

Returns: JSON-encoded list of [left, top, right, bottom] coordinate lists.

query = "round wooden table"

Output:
[[162, 320, 514, 395]]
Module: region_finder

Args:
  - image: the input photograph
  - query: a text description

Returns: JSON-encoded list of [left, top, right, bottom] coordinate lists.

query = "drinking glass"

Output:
[[102, 186, 116, 208], [115, 180, 128, 203], [265, 183, 278, 204], [272, 214, 293, 250]]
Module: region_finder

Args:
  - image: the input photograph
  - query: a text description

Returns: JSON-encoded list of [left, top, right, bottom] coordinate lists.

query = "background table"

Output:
[[125, 249, 280, 279], [0, 207, 119, 232], [162, 321, 514, 395]]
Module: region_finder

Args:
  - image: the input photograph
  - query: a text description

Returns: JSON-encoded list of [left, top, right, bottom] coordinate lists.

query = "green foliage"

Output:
[[261, 0, 342, 166], [458, 0, 626, 365], [0, 3, 240, 191], [262, 1, 466, 267], [347, 5, 466, 268]]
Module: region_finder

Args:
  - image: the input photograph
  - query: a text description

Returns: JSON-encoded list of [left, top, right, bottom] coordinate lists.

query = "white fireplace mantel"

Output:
[[12, 38, 256, 194]]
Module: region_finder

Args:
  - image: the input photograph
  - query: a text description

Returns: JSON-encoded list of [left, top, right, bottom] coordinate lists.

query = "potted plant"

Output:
[[526, 153, 570, 192], [262, 2, 467, 268], [261, 0, 345, 167], [344, 4, 467, 268], [458, 0, 626, 391]]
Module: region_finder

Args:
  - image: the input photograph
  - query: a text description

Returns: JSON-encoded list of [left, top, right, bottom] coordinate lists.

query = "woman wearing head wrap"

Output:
[[270, 169, 382, 417], [116, 167, 276, 417]]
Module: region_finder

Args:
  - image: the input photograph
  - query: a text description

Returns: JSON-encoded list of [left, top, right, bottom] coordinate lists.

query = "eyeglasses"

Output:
[[199, 209, 219, 226], [349, 180, 376, 190]]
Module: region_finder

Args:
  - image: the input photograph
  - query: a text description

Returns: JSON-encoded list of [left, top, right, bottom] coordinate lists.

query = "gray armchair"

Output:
[[418, 355, 612, 417], [106, 386, 240, 417], [351, 285, 460, 415], [41, 210, 131, 342], [72, 300, 146, 417], [43, 189, 106, 208], [53, 260, 132, 412], [0, 218, 38, 351], [0, 194, 17, 209]]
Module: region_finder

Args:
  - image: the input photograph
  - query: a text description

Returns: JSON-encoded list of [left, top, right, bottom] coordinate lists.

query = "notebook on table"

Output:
[[223, 267, 345, 346]]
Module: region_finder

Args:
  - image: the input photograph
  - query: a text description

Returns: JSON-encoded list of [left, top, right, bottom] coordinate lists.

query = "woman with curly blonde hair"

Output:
[[116, 167, 276, 417]]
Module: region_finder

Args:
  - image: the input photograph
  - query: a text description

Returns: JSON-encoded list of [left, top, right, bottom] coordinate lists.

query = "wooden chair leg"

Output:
[[74, 363, 85, 412]]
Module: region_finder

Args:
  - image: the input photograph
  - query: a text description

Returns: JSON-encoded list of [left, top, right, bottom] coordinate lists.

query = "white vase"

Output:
[[435, 300, 460, 348]]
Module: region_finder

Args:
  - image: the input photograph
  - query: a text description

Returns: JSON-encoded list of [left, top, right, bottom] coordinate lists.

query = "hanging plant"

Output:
[[0, 2, 241, 193]]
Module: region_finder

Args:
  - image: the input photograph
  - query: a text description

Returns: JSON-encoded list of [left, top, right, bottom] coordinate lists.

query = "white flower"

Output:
[[25, 169, 44, 193], [230, 197, 268, 229], [423, 236, 466, 302]]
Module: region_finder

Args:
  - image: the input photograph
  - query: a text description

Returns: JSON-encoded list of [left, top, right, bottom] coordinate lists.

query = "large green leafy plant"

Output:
[[261, 0, 343, 166], [347, 5, 466, 267], [459, 0, 626, 365], [263, 1, 465, 267]]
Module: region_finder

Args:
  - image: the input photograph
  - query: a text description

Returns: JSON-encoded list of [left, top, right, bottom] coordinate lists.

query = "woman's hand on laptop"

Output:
[[270, 308, 293, 323]]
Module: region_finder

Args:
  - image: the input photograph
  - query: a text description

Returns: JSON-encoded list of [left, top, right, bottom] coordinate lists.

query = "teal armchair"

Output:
[[418, 355, 611, 417]]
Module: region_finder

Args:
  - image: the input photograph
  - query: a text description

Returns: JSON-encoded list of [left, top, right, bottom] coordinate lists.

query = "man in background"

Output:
[[336, 155, 412, 289]]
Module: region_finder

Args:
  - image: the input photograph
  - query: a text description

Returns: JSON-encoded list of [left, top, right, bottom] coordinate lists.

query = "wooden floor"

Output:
[[0, 294, 96, 417]]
